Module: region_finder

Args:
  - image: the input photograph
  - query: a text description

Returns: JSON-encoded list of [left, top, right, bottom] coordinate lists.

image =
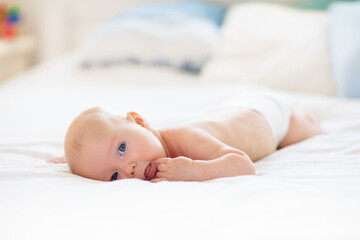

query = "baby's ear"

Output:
[[126, 112, 150, 130]]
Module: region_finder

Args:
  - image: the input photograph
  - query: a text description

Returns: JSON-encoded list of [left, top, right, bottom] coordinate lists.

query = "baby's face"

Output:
[[72, 112, 166, 181]]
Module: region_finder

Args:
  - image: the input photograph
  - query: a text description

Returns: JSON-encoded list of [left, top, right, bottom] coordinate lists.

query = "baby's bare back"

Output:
[[161, 108, 276, 162]]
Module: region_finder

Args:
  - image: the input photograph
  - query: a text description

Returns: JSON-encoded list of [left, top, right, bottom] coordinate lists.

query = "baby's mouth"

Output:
[[144, 162, 157, 180]]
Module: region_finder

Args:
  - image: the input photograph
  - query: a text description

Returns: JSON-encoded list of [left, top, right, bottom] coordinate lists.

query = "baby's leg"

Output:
[[278, 108, 322, 148]]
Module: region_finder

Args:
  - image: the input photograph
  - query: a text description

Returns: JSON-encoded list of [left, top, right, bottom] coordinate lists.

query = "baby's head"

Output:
[[65, 107, 166, 181]]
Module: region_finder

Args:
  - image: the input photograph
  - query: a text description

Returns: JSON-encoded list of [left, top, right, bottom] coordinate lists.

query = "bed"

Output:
[[1, 1, 360, 240]]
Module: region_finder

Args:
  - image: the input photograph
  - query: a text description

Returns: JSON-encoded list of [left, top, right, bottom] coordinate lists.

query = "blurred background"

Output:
[[0, 0, 355, 62], [0, 0, 359, 96]]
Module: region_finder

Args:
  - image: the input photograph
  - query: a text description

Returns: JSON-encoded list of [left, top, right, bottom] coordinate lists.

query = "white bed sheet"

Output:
[[0, 54, 359, 240]]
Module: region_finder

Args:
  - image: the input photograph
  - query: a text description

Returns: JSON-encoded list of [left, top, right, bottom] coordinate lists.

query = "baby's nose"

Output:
[[125, 162, 136, 178]]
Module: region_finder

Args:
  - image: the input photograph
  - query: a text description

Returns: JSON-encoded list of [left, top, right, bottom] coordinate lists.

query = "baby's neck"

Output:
[[151, 128, 171, 157]]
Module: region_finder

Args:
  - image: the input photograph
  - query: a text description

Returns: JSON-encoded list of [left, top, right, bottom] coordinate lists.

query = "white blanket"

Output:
[[0, 54, 359, 240]]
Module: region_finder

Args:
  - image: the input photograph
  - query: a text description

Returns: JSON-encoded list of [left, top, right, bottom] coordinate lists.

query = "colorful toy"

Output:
[[0, 4, 21, 38]]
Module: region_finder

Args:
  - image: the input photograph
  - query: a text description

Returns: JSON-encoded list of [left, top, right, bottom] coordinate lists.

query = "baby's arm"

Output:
[[152, 147, 255, 182]]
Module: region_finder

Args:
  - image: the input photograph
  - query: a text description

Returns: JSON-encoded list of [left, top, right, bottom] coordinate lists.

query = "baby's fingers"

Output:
[[156, 171, 168, 178], [151, 177, 168, 183], [155, 158, 169, 164], [157, 163, 167, 171], [47, 157, 66, 164]]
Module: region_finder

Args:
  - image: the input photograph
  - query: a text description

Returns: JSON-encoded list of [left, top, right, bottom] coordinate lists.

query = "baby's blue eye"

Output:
[[111, 172, 118, 181], [118, 143, 126, 155]]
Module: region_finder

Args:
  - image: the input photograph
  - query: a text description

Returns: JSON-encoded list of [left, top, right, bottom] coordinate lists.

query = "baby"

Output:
[[50, 97, 322, 182]]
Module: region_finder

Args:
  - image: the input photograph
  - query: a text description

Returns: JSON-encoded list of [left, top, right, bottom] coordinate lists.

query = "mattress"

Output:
[[0, 54, 359, 240]]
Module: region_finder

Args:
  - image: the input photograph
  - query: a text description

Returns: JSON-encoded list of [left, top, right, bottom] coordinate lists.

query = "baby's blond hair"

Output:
[[64, 107, 104, 172]]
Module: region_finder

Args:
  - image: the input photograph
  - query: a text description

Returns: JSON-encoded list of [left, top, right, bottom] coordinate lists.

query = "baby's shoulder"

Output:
[[160, 125, 224, 159], [162, 125, 210, 140]]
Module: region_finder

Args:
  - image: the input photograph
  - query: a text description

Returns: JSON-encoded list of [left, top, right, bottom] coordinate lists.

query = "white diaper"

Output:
[[218, 95, 292, 145]]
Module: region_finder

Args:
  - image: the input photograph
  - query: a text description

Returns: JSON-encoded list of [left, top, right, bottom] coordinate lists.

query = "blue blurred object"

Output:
[[118, 1, 226, 26], [8, 6, 20, 23], [80, 1, 227, 73], [296, 0, 357, 10], [329, 1, 360, 98]]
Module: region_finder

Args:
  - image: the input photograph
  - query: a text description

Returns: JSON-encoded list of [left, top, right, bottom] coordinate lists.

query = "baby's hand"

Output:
[[47, 156, 66, 164], [151, 156, 194, 183]]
